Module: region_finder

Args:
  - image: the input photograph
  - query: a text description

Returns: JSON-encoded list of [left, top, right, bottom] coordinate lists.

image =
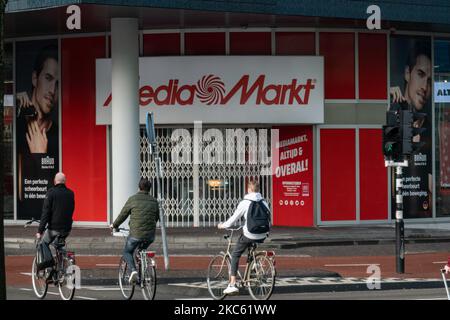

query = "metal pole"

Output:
[[395, 165, 405, 274], [154, 147, 169, 270]]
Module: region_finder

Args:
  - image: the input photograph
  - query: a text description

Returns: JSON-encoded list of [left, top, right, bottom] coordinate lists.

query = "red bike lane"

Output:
[[6, 252, 449, 287]]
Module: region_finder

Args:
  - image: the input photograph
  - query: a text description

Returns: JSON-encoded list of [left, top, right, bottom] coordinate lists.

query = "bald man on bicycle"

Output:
[[36, 172, 75, 248]]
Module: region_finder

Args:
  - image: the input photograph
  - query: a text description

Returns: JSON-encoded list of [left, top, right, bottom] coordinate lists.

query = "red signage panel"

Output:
[[272, 126, 314, 227]]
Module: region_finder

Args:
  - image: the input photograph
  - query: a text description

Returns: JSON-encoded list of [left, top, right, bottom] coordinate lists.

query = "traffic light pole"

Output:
[[386, 159, 408, 274], [395, 165, 405, 274]]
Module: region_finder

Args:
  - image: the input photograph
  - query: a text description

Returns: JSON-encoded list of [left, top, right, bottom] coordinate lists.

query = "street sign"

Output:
[[146, 112, 156, 145], [144, 112, 169, 270]]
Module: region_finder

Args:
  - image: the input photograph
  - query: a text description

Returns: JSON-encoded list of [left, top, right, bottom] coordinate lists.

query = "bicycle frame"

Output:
[[26, 219, 73, 284], [220, 228, 273, 287], [136, 250, 156, 285], [116, 228, 156, 286]]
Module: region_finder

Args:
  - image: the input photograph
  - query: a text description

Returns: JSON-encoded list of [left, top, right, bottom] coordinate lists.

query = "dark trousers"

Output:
[[230, 234, 264, 276], [42, 229, 69, 249], [123, 231, 155, 272], [41, 229, 69, 272]]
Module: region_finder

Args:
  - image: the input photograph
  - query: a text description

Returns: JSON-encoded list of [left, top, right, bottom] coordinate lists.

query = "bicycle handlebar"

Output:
[[225, 226, 243, 231], [111, 227, 130, 236], [24, 219, 40, 228]]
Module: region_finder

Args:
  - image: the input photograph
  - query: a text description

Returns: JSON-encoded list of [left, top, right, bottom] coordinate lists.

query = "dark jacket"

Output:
[[38, 184, 75, 234], [113, 191, 159, 240]]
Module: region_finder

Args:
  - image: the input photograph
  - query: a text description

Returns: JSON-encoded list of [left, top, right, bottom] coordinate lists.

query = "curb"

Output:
[[7, 237, 450, 252], [80, 277, 449, 297]]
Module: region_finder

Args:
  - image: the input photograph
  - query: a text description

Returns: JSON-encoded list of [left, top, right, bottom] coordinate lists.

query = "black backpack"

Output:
[[246, 200, 271, 234]]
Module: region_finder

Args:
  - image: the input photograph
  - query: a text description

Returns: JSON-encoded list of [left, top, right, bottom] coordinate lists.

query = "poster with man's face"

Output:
[[390, 35, 432, 218], [15, 40, 60, 220]]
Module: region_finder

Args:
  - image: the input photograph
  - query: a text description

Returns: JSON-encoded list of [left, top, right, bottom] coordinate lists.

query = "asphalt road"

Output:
[[6, 285, 449, 301], [5, 241, 450, 301]]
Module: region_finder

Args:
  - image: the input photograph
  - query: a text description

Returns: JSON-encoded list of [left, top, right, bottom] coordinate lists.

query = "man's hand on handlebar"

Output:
[[445, 265, 450, 274], [35, 233, 41, 239], [217, 223, 225, 230]]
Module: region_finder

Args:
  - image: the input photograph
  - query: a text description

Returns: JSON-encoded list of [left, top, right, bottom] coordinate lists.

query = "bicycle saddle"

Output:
[[52, 236, 66, 249]]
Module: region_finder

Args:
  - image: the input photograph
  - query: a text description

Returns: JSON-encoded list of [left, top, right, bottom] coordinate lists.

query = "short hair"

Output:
[[139, 178, 151, 192], [247, 180, 260, 193], [406, 41, 431, 72], [34, 45, 58, 77]]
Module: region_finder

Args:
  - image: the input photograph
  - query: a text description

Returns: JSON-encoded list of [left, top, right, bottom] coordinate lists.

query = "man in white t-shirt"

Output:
[[218, 180, 270, 295]]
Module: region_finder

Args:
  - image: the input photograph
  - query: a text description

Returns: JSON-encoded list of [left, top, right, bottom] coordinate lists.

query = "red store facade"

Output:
[[3, 2, 450, 227]]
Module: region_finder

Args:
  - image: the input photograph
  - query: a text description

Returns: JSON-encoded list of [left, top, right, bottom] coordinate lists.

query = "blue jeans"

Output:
[[123, 232, 155, 272]]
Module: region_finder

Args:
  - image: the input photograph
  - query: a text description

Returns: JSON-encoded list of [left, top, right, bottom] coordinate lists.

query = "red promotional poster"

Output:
[[272, 126, 313, 227]]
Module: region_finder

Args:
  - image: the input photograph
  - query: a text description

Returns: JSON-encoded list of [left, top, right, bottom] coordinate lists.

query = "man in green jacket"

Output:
[[110, 178, 159, 283]]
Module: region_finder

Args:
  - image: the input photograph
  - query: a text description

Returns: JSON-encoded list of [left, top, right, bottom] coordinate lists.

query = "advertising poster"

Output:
[[15, 40, 60, 220], [272, 126, 313, 227], [439, 110, 450, 195], [390, 35, 432, 218]]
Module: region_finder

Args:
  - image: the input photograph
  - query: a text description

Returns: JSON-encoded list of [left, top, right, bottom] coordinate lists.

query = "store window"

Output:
[[3, 42, 13, 220], [434, 39, 450, 217]]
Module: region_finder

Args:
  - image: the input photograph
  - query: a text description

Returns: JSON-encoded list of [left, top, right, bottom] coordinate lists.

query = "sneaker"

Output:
[[129, 271, 138, 284], [223, 284, 239, 295]]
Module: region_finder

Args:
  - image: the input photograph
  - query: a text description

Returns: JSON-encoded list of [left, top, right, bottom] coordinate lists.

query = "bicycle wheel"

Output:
[[31, 257, 48, 299], [141, 259, 157, 300], [58, 255, 76, 300], [207, 254, 230, 300], [118, 257, 135, 300], [248, 254, 276, 300]]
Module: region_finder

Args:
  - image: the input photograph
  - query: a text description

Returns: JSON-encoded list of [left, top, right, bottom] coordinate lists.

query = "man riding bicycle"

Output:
[[37, 172, 75, 241], [36, 172, 75, 275], [218, 180, 271, 295], [110, 178, 159, 284]]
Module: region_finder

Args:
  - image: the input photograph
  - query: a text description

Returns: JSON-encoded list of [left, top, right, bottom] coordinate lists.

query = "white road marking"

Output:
[[83, 286, 121, 291], [75, 296, 98, 300], [432, 261, 448, 264], [169, 277, 443, 289], [19, 288, 33, 291], [20, 272, 33, 277], [175, 298, 213, 300], [324, 264, 380, 267]]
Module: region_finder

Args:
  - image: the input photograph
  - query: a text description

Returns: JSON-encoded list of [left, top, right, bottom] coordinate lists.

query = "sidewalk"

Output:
[[5, 223, 450, 255]]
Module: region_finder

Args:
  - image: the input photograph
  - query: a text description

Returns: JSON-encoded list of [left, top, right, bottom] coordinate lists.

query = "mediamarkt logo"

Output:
[[103, 74, 316, 107]]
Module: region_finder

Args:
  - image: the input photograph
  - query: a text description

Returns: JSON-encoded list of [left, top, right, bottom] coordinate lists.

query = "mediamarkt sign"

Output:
[[96, 56, 324, 124]]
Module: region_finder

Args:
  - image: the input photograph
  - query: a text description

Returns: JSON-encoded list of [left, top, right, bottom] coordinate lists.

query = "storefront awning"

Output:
[[6, 0, 450, 25]]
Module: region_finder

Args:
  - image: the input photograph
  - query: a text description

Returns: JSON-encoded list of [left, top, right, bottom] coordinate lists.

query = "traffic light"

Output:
[[401, 110, 426, 155], [382, 110, 401, 160]]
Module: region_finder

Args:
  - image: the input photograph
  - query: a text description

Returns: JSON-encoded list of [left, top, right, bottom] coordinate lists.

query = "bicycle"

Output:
[[114, 228, 157, 300], [206, 226, 276, 300], [25, 219, 77, 300]]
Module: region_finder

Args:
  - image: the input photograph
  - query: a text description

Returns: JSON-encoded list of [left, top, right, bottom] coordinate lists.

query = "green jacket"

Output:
[[113, 191, 160, 239]]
